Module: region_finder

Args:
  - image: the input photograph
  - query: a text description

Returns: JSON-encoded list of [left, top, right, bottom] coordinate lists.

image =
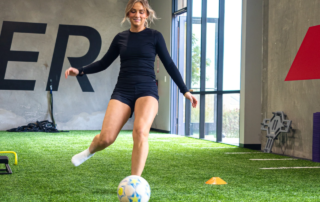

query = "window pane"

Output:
[[192, 0, 202, 17], [190, 94, 200, 138], [207, 0, 219, 18], [205, 94, 217, 141], [223, 0, 242, 90], [177, 0, 187, 10], [222, 94, 240, 145], [206, 0, 219, 91], [191, 0, 202, 92]]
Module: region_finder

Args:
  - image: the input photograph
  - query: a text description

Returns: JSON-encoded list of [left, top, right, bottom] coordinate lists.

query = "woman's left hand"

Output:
[[184, 92, 198, 108]]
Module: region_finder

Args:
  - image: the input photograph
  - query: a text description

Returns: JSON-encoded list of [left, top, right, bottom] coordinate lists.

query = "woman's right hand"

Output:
[[65, 67, 79, 79]]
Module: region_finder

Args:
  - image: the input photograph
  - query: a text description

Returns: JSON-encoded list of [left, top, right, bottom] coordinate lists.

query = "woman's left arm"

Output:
[[155, 31, 197, 108], [155, 31, 189, 95]]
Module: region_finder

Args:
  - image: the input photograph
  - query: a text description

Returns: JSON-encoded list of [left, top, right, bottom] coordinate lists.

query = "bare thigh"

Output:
[[133, 96, 159, 139], [100, 99, 131, 143]]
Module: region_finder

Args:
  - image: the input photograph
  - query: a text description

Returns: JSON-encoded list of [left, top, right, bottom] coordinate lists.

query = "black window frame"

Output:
[[171, 0, 241, 143]]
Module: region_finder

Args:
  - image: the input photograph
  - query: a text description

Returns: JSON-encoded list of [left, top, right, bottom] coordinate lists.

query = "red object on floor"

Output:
[[285, 25, 320, 81]]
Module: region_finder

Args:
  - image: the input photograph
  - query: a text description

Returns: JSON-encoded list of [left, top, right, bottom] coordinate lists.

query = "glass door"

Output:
[[172, 0, 241, 146], [172, 13, 187, 136]]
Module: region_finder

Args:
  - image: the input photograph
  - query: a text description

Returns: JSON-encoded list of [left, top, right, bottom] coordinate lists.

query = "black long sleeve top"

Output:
[[77, 28, 189, 95]]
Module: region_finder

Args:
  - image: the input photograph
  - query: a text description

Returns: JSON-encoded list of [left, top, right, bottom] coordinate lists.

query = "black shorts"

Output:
[[110, 81, 159, 118]]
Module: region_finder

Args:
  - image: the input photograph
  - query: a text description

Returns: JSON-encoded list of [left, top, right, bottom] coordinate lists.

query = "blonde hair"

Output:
[[121, 0, 159, 28]]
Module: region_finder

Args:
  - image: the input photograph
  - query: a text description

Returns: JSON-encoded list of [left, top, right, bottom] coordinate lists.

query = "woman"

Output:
[[65, 0, 198, 176]]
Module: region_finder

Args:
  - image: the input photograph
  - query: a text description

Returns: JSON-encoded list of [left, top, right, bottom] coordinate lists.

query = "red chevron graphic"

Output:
[[285, 25, 320, 81]]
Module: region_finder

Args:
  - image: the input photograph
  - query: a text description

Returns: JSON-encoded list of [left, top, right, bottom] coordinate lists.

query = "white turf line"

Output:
[[225, 152, 262, 154], [260, 167, 320, 170], [191, 147, 237, 149], [250, 158, 297, 161], [149, 134, 182, 138]]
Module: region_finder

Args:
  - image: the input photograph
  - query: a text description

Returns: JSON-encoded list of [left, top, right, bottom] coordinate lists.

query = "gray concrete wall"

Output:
[[0, 0, 133, 130], [240, 0, 263, 146], [149, 0, 172, 132], [262, 0, 320, 159]]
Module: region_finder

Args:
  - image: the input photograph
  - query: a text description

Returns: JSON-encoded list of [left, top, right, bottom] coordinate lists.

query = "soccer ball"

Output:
[[117, 175, 151, 202]]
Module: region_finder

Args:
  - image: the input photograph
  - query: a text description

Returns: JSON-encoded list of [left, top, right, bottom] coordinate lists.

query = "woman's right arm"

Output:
[[65, 34, 120, 78]]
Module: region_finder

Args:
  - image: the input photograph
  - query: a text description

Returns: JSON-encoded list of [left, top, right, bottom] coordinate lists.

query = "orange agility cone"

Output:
[[205, 177, 227, 185]]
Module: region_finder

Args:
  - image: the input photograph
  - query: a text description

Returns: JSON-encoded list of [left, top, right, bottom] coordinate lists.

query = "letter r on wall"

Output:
[[46, 25, 102, 92]]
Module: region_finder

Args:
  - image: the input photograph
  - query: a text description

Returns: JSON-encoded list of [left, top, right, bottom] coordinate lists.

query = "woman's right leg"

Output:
[[71, 99, 131, 166], [89, 99, 132, 153]]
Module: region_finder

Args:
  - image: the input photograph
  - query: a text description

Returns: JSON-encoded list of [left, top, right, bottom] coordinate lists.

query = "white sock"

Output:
[[71, 148, 94, 167]]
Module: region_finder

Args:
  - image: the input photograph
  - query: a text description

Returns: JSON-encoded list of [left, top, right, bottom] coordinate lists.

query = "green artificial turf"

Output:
[[1, 131, 320, 201]]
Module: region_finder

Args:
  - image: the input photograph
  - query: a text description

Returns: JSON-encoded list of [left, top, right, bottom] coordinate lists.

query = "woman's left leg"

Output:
[[131, 96, 158, 176]]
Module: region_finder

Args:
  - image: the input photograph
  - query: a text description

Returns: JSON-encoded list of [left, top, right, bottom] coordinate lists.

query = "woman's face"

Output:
[[128, 2, 149, 28]]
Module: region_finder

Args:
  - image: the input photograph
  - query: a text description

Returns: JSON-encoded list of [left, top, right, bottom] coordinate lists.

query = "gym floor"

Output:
[[1, 131, 320, 201]]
